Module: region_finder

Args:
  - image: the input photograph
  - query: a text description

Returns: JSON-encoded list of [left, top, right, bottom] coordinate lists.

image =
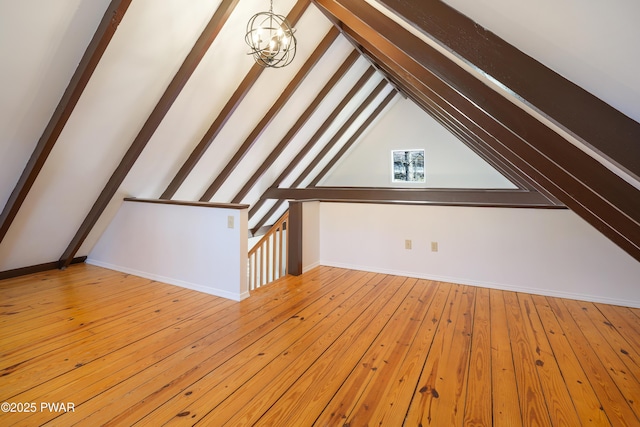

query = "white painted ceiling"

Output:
[[441, 0, 640, 123]]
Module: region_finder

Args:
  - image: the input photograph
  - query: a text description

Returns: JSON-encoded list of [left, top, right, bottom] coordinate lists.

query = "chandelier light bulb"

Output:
[[245, 0, 297, 68]]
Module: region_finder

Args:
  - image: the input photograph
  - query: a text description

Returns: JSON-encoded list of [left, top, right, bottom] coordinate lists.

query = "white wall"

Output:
[[315, 202, 640, 307], [88, 200, 249, 301], [318, 98, 515, 189]]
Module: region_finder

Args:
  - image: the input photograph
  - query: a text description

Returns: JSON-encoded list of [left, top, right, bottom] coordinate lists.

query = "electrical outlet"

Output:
[[227, 215, 234, 229], [405, 239, 412, 250], [431, 241, 438, 252]]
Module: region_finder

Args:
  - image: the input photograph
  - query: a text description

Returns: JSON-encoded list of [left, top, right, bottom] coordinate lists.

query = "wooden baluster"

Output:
[[247, 211, 290, 290]]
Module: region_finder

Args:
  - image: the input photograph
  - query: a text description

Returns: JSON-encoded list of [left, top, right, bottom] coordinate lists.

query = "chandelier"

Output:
[[245, 0, 297, 68]]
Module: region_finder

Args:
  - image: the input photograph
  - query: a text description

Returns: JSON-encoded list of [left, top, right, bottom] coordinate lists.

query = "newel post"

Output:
[[287, 201, 303, 276]]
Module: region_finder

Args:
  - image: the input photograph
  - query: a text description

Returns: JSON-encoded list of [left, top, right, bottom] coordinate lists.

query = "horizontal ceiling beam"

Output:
[[263, 187, 562, 208]]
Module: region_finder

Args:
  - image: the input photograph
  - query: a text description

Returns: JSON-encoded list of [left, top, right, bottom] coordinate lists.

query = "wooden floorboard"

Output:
[[1, 264, 639, 426], [490, 289, 523, 427]]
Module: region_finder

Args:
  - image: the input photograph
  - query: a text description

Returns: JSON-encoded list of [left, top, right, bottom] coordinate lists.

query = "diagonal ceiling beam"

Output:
[[347, 25, 640, 260], [343, 29, 621, 235], [58, 0, 243, 269], [377, 0, 640, 182], [291, 80, 388, 186], [314, 0, 640, 262], [356, 36, 562, 201], [248, 66, 377, 221], [309, 90, 397, 186], [317, 25, 561, 203], [252, 79, 387, 233], [296, 16, 563, 202], [161, 0, 311, 200], [160, 65, 262, 199], [231, 50, 360, 204], [200, 26, 340, 201], [0, 0, 133, 245], [407, 83, 562, 206], [374, 60, 534, 191], [360, 44, 561, 205]]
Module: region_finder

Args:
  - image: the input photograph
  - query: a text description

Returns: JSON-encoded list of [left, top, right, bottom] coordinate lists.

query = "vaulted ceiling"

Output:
[[1, 0, 639, 274]]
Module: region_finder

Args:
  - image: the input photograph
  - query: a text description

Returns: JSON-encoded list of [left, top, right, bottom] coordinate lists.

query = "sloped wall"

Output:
[[0, 0, 112, 211], [441, 0, 640, 123]]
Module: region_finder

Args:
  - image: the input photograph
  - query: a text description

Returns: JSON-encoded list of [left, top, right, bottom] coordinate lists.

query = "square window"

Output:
[[392, 149, 425, 183]]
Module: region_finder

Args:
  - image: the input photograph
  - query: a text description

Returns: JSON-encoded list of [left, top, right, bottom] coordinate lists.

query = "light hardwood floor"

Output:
[[1, 264, 639, 426]]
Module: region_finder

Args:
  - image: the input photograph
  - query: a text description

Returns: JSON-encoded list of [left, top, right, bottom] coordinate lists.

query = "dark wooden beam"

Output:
[[123, 197, 248, 210], [345, 37, 596, 214], [248, 66, 377, 223], [58, 0, 242, 269], [290, 80, 388, 186], [250, 225, 273, 238], [331, 22, 554, 200], [377, 0, 640, 182], [0, 0, 133, 245], [264, 187, 562, 208], [200, 26, 340, 201], [230, 50, 360, 204], [310, 90, 397, 186], [0, 257, 87, 281], [374, 61, 534, 191], [160, 0, 311, 200], [160, 66, 263, 199], [251, 80, 387, 233], [251, 202, 286, 237], [314, 0, 640, 262], [367, 51, 561, 204], [287, 201, 303, 276]]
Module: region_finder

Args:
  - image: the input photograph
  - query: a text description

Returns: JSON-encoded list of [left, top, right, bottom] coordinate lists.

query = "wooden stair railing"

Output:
[[248, 211, 288, 290]]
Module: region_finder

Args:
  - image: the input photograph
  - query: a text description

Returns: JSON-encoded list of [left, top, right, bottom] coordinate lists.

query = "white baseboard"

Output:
[[303, 261, 321, 273], [87, 259, 249, 302], [320, 260, 640, 308]]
